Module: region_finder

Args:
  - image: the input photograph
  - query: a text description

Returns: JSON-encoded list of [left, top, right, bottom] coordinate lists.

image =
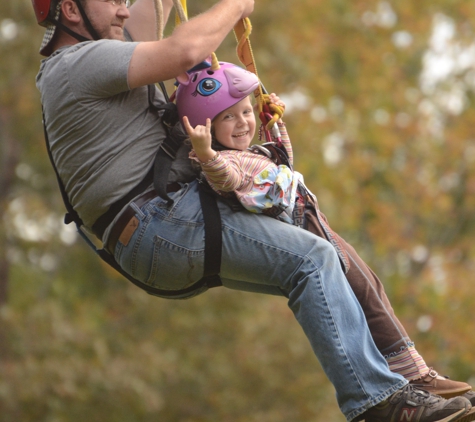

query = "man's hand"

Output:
[[240, 0, 255, 19], [128, 0, 255, 89], [126, 0, 174, 41], [182, 117, 217, 163]]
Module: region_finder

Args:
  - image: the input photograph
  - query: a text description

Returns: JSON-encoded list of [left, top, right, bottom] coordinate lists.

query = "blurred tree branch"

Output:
[[0, 105, 20, 305]]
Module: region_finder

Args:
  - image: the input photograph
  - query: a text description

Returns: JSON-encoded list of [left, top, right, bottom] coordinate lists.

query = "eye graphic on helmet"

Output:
[[192, 78, 222, 97]]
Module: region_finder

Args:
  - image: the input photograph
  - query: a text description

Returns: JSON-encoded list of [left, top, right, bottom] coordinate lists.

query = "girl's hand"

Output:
[[268, 93, 285, 110], [267, 93, 285, 124], [182, 117, 217, 163]]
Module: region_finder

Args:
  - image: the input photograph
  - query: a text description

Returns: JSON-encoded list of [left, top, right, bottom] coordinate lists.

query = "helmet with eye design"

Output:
[[175, 61, 260, 128]]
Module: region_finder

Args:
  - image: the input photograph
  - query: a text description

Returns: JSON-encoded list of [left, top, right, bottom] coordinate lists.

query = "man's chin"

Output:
[[106, 34, 126, 41], [109, 27, 126, 41]]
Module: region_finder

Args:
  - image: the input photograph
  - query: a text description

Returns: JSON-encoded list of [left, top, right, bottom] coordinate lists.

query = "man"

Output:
[[33, 0, 474, 420]]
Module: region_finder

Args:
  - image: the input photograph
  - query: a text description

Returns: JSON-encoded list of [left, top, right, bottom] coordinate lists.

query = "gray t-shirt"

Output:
[[36, 39, 196, 232]]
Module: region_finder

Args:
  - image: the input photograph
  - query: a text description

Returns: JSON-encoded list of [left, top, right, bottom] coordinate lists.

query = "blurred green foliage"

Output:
[[1, 0, 475, 421]]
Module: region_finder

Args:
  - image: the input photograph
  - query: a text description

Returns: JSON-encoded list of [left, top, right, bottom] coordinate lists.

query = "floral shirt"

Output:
[[189, 122, 303, 224]]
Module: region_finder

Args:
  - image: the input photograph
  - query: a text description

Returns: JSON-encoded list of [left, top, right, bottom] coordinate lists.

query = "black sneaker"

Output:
[[357, 384, 470, 422], [461, 391, 475, 406], [455, 391, 475, 422]]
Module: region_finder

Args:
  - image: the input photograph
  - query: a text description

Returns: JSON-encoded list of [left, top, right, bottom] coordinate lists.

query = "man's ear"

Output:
[[61, 0, 82, 24]]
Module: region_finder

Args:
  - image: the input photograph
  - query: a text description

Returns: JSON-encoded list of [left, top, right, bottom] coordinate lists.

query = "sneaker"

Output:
[[357, 384, 470, 422], [410, 370, 472, 399], [462, 391, 475, 406], [455, 391, 475, 422]]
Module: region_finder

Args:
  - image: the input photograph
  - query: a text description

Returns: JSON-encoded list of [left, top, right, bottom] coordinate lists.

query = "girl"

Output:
[[176, 61, 473, 401]]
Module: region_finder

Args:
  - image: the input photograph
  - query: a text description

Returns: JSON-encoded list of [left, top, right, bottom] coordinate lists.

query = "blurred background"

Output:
[[2, 0, 475, 420]]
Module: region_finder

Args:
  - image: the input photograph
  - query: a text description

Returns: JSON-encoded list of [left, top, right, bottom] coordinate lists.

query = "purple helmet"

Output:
[[176, 61, 260, 128]]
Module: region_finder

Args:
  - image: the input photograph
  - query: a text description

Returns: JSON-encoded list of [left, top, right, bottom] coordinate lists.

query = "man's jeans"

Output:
[[303, 196, 412, 357], [114, 181, 407, 421]]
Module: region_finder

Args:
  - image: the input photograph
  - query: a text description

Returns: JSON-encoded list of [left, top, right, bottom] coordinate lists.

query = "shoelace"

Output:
[[396, 384, 438, 405]]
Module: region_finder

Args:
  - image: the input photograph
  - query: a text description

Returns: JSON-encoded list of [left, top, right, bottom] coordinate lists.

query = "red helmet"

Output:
[[31, 0, 57, 27], [32, 0, 99, 56]]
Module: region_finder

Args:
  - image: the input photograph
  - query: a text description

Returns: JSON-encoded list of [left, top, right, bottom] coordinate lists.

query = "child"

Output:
[[176, 61, 473, 399]]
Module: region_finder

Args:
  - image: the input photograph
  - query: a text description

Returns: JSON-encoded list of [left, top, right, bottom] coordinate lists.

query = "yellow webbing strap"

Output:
[[171, 0, 219, 69]]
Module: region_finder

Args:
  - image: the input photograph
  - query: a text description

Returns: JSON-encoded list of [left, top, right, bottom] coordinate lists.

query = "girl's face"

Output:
[[213, 97, 256, 151]]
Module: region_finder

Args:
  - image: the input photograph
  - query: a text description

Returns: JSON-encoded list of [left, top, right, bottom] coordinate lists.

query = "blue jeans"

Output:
[[114, 181, 407, 421]]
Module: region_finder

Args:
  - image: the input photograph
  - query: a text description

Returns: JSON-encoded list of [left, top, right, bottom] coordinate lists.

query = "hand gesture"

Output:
[[182, 117, 216, 163]]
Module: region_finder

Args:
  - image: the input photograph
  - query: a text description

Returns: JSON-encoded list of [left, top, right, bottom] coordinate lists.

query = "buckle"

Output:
[[160, 141, 178, 159], [248, 144, 272, 158]]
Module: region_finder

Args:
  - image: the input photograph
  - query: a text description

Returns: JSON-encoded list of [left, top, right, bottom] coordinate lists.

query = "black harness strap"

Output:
[[73, 0, 101, 41], [149, 82, 223, 290], [42, 110, 82, 228], [149, 83, 184, 204], [152, 131, 183, 205], [198, 180, 222, 288], [41, 83, 223, 298], [52, 20, 91, 44]]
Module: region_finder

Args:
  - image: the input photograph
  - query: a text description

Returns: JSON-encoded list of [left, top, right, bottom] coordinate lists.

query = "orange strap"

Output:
[[234, 18, 259, 79], [233, 18, 284, 129], [234, 18, 264, 106]]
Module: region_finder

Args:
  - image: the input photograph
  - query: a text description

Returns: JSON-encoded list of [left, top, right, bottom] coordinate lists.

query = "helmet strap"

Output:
[[73, 0, 101, 41], [49, 0, 100, 43], [53, 19, 90, 43], [211, 138, 239, 152]]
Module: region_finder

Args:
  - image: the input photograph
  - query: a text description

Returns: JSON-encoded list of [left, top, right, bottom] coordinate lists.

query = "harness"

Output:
[[42, 81, 223, 299], [41, 0, 281, 298]]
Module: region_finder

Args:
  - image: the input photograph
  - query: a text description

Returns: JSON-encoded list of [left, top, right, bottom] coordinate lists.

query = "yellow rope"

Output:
[[234, 19, 262, 107], [234, 18, 284, 128], [152, 0, 188, 39], [235, 19, 258, 77]]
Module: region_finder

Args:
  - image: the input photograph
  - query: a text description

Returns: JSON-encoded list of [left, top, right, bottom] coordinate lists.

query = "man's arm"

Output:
[[126, 0, 174, 42], [127, 0, 254, 89]]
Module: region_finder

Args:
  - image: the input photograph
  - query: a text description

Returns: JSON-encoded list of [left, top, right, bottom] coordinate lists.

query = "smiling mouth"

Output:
[[233, 131, 249, 138]]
